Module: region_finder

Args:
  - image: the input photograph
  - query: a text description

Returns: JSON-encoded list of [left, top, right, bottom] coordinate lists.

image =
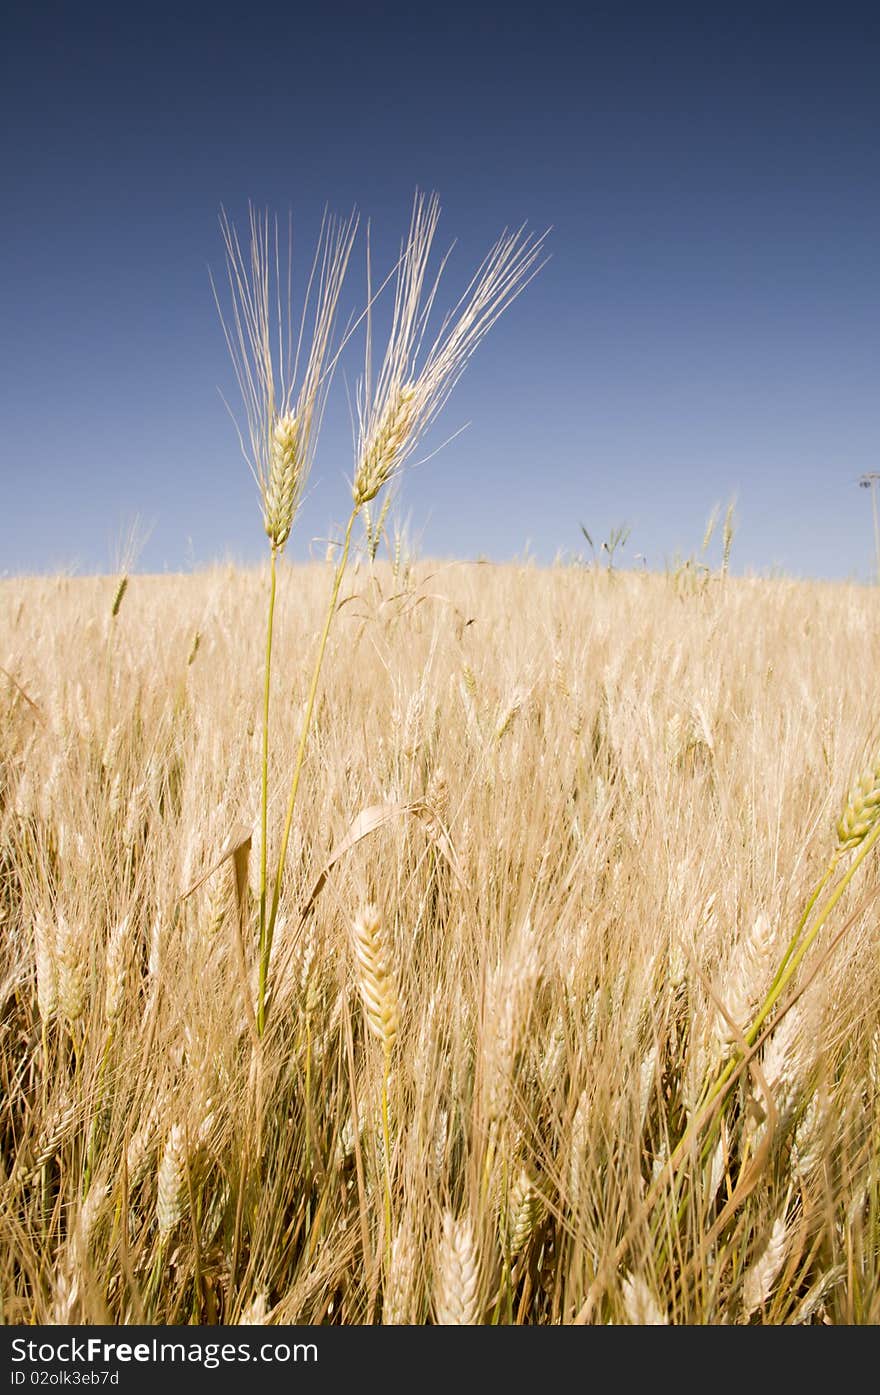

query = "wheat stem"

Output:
[[752, 816, 880, 1035], [381, 1049, 393, 1274], [257, 547, 278, 1008], [261, 507, 358, 1033]]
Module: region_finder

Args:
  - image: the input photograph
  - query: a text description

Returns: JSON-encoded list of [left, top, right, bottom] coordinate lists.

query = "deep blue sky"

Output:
[[3, 2, 879, 578]]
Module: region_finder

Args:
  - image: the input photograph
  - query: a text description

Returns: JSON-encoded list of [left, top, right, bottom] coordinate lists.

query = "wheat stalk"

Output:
[[104, 916, 129, 1024], [214, 205, 357, 1037], [258, 196, 544, 1041], [351, 902, 398, 1267]]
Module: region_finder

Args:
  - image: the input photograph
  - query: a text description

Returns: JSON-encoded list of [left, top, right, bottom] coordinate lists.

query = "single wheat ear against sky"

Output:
[[2, 1, 880, 578]]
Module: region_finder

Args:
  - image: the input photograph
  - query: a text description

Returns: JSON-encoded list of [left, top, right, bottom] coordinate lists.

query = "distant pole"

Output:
[[859, 474, 880, 583]]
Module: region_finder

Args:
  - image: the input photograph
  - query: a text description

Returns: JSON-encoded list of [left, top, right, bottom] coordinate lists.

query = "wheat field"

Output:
[[1, 559, 879, 1324]]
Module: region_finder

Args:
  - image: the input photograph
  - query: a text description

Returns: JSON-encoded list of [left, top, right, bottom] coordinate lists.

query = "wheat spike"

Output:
[[110, 574, 128, 618], [495, 687, 526, 741], [353, 384, 418, 507], [25, 1095, 78, 1181], [264, 412, 300, 548], [104, 916, 129, 1023], [637, 1044, 658, 1130], [238, 1294, 268, 1325], [792, 1089, 829, 1182], [721, 500, 736, 577], [482, 921, 540, 1121], [742, 1215, 788, 1317], [714, 912, 776, 1053], [49, 1269, 80, 1324], [353, 193, 545, 513], [34, 912, 57, 1023], [622, 1273, 668, 1325], [837, 760, 880, 850], [351, 904, 399, 1054], [507, 1166, 543, 1256], [126, 1093, 164, 1188], [147, 915, 163, 982], [383, 1218, 417, 1324], [72, 1183, 109, 1262], [56, 915, 86, 1023], [434, 1213, 480, 1325], [156, 1124, 188, 1234], [215, 206, 356, 548], [568, 1090, 591, 1202]]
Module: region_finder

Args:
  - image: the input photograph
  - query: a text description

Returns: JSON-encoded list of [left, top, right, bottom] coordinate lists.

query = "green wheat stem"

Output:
[[260, 507, 358, 1034], [258, 548, 279, 996], [381, 1049, 393, 1273], [693, 820, 880, 1156], [766, 852, 839, 997], [83, 1033, 114, 1193], [481, 1127, 497, 1213], [304, 1018, 313, 1174], [660, 824, 880, 1260], [749, 818, 880, 1039]]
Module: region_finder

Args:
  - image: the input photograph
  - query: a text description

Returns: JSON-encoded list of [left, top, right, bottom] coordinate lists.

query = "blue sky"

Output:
[[2, 2, 879, 578]]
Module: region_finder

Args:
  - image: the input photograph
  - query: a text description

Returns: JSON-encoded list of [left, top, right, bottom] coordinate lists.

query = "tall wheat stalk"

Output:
[[259, 194, 546, 1032], [214, 207, 357, 1033]]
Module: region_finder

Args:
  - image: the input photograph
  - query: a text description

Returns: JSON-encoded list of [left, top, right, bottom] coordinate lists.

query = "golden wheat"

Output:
[[2, 564, 880, 1324]]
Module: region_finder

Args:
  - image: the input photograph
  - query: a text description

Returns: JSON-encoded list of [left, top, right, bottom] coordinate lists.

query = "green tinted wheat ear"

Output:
[[110, 575, 128, 619], [837, 759, 880, 850], [721, 500, 736, 578], [156, 1124, 188, 1234], [126, 1092, 165, 1188], [507, 1167, 544, 1256]]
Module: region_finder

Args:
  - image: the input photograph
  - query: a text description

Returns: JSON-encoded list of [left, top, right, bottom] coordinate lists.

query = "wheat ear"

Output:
[[156, 1124, 188, 1234], [434, 1213, 480, 1325], [351, 904, 399, 1053], [837, 760, 880, 850]]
